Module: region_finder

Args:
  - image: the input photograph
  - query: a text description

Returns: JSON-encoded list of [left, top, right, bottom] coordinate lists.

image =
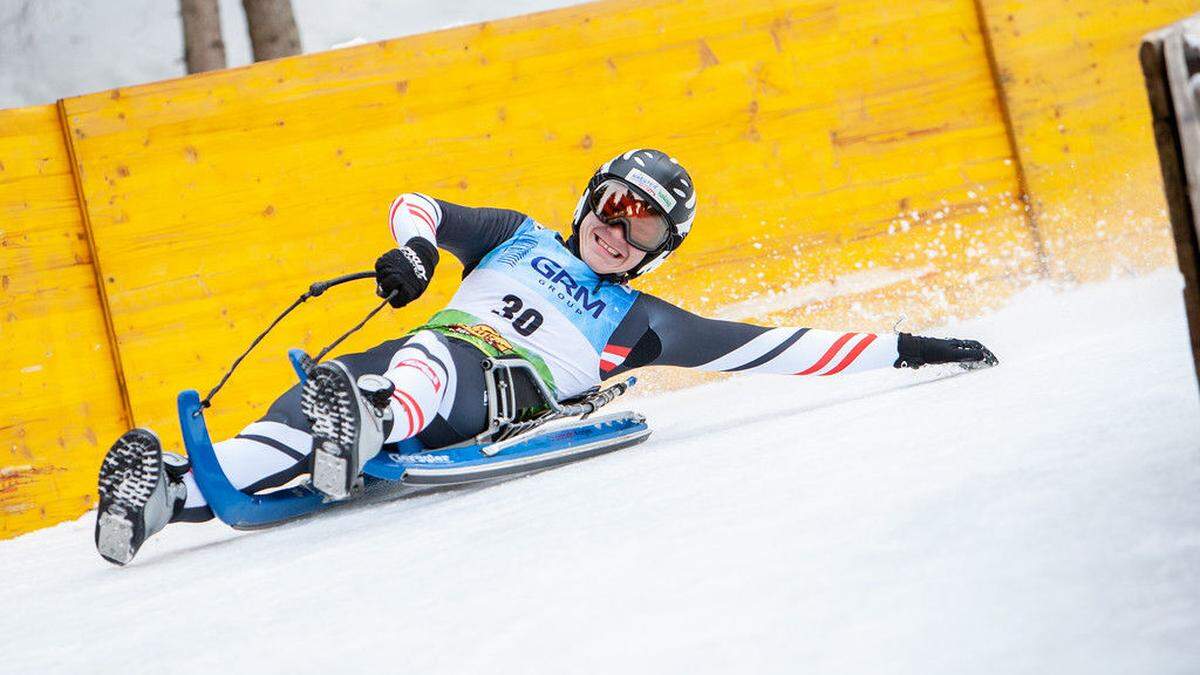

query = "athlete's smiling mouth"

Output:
[[593, 231, 624, 259]]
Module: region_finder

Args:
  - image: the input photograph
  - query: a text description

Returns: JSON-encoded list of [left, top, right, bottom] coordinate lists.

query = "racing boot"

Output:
[[95, 428, 189, 566], [300, 361, 393, 500]]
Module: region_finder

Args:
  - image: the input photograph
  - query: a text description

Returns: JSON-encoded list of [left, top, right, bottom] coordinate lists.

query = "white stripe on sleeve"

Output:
[[696, 327, 795, 371]]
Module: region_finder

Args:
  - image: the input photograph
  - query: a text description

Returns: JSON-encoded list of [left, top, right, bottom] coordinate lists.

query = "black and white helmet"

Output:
[[570, 148, 697, 280]]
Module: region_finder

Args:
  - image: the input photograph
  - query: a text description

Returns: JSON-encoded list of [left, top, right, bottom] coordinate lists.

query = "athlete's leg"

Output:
[[176, 331, 484, 519], [303, 331, 479, 498], [175, 383, 315, 522], [378, 330, 457, 443], [367, 331, 489, 445], [407, 335, 489, 449]]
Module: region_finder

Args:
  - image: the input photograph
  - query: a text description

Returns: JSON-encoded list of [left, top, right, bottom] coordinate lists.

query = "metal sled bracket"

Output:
[[479, 357, 637, 447]]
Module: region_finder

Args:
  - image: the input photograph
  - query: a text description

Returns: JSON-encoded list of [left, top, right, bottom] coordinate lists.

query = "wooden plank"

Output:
[[0, 105, 128, 539]]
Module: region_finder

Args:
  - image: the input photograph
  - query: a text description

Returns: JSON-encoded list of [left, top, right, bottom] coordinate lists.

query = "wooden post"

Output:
[[180, 0, 226, 74], [1142, 18, 1200, 392], [242, 0, 302, 62]]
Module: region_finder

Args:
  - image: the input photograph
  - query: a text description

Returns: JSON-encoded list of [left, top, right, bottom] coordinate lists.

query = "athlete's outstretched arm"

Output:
[[601, 293, 996, 378]]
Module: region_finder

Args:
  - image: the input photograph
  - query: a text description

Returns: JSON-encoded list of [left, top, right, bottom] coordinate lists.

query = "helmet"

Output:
[[569, 148, 696, 280]]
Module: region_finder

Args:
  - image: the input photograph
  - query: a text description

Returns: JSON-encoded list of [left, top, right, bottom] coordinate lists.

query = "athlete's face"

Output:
[[579, 211, 648, 275]]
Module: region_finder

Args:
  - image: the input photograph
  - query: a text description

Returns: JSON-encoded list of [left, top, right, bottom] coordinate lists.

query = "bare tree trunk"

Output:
[[242, 0, 302, 62], [180, 0, 226, 73]]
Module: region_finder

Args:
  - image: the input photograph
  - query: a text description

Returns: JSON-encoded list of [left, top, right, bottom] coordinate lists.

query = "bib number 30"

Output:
[[491, 294, 544, 337]]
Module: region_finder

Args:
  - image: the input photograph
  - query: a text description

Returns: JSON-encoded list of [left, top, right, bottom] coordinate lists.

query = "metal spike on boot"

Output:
[[95, 429, 188, 565], [300, 361, 391, 500]]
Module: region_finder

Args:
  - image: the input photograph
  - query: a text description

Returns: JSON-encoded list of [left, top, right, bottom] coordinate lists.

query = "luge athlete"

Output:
[[94, 149, 997, 565]]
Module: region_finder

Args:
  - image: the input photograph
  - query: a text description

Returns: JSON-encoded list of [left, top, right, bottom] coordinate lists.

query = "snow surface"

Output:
[[2, 271, 1198, 674]]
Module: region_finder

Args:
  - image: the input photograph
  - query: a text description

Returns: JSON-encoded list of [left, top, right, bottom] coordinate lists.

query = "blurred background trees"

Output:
[[181, 0, 300, 74]]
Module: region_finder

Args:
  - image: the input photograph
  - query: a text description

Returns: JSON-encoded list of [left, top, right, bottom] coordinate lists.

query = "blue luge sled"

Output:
[[179, 384, 651, 530]]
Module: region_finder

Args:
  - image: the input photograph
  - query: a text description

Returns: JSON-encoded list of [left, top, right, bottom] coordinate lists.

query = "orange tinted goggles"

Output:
[[589, 179, 671, 252]]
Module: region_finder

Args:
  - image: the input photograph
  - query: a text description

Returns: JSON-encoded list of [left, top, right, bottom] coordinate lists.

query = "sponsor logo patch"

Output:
[[530, 256, 607, 318], [445, 322, 515, 353], [496, 233, 538, 268], [624, 167, 676, 212], [400, 245, 428, 281], [387, 453, 452, 464]]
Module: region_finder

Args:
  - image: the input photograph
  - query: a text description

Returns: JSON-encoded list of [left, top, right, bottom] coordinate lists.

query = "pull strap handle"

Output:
[[201, 271, 393, 409]]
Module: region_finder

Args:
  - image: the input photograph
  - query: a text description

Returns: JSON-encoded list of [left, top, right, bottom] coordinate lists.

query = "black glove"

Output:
[[375, 237, 439, 308], [894, 332, 998, 370]]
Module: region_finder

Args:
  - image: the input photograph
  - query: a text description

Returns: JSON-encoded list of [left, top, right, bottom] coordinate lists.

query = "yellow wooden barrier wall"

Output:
[[0, 105, 129, 537], [0, 0, 1186, 538], [978, 0, 1196, 282]]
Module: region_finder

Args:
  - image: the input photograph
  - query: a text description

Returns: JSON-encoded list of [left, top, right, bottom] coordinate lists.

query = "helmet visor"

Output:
[[590, 179, 671, 252]]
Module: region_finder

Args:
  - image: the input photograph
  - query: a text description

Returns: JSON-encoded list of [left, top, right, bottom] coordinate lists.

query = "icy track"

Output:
[[3, 271, 1199, 674]]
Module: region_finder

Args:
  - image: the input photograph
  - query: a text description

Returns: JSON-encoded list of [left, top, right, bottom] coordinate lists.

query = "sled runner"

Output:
[[178, 272, 651, 529]]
